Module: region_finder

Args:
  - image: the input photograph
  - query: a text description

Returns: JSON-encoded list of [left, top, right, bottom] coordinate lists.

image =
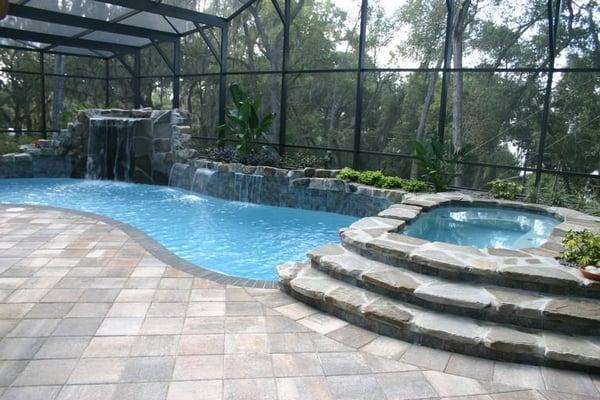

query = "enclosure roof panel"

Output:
[[0, 0, 248, 58]]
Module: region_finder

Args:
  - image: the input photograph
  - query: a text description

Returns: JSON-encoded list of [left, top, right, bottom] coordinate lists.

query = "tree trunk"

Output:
[[410, 55, 444, 179], [51, 55, 66, 131]]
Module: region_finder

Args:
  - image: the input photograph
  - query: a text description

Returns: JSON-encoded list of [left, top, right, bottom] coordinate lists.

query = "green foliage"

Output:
[[336, 167, 427, 192], [357, 170, 384, 186], [488, 179, 523, 200], [218, 83, 276, 155], [414, 140, 473, 192], [337, 167, 361, 181], [0, 135, 35, 155], [561, 230, 600, 266], [281, 151, 326, 169]]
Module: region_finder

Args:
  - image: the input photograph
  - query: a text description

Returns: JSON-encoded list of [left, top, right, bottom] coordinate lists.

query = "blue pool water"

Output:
[[403, 205, 560, 249], [0, 178, 356, 280]]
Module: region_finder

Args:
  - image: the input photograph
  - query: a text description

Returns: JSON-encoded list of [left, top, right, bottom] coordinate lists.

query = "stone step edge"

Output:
[[277, 262, 600, 372], [307, 244, 600, 335], [339, 228, 600, 299]]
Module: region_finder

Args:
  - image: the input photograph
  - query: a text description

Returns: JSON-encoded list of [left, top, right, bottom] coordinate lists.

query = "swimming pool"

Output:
[[0, 178, 356, 280], [403, 205, 560, 249]]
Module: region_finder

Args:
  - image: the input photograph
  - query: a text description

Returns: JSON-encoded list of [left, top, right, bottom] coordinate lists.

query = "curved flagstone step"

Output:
[[307, 243, 600, 335], [277, 262, 600, 372], [339, 226, 600, 299]]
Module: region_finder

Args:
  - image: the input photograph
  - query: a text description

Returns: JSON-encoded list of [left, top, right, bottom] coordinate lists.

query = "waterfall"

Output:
[[168, 163, 192, 190], [233, 172, 263, 203], [191, 168, 215, 194], [85, 118, 136, 181]]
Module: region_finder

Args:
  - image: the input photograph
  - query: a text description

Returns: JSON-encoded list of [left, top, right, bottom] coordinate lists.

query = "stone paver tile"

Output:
[[0, 337, 46, 360], [153, 289, 189, 302], [34, 336, 91, 359], [167, 380, 222, 400], [376, 371, 439, 400], [327, 374, 386, 400], [187, 302, 225, 317], [327, 325, 378, 349], [0, 303, 35, 319], [68, 357, 127, 384], [130, 335, 178, 356], [147, 302, 187, 317], [272, 353, 324, 377], [178, 334, 224, 355], [52, 317, 103, 336], [96, 317, 144, 336], [277, 376, 333, 400], [41, 288, 84, 303], [0, 320, 17, 336], [79, 288, 119, 302], [172, 355, 224, 380], [55, 384, 117, 400], [7, 318, 60, 337], [225, 333, 269, 354], [363, 353, 418, 373], [25, 303, 74, 319], [537, 390, 600, 400], [225, 316, 266, 333], [115, 289, 156, 302], [318, 352, 371, 375], [139, 317, 184, 335], [112, 382, 169, 400], [360, 335, 410, 360], [274, 302, 318, 320], [226, 287, 254, 302], [107, 302, 150, 318], [130, 267, 165, 277], [83, 336, 135, 357], [224, 378, 277, 400], [400, 344, 451, 371], [445, 353, 496, 382], [14, 359, 78, 385], [226, 301, 264, 316], [0, 385, 62, 400], [158, 278, 192, 290], [491, 391, 547, 399], [268, 333, 315, 353], [66, 302, 111, 318], [224, 353, 274, 378], [124, 277, 161, 289], [265, 316, 309, 333], [0, 360, 28, 386], [21, 276, 62, 289], [310, 333, 354, 353], [493, 362, 546, 391], [190, 289, 226, 302], [183, 317, 224, 334], [121, 356, 175, 382], [5, 288, 49, 303], [297, 313, 347, 335], [423, 370, 489, 397], [540, 367, 599, 396]]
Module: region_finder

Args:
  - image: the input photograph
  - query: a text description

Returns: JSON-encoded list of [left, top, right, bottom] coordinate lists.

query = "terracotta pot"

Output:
[[0, 0, 8, 20], [580, 266, 600, 281]]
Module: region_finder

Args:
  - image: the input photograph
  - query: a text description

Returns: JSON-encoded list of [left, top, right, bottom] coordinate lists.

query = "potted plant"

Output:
[[560, 230, 600, 281]]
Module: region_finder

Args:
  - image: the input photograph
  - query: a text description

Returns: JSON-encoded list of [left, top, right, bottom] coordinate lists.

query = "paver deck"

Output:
[[0, 204, 598, 400]]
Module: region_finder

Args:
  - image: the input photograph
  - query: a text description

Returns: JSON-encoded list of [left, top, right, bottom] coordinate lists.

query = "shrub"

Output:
[[489, 179, 523, 200], [336, 167, 427, 192], [337, 167, 361, 181], [379, 175, 404, 189], [402, 179, 428, 193], [414, 139, 473, 192], [281, 151, 324, 168], [561, 230, 600, 266], [357, 170, 384, 186]]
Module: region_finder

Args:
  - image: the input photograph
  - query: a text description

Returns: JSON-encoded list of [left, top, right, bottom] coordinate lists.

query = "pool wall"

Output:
[[167, 160, 404, 217]]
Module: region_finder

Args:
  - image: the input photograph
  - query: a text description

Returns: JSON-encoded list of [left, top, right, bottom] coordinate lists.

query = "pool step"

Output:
[[307, 244, 600, 335], [278, 262, 600, 372], [339, 227, 600, 299]]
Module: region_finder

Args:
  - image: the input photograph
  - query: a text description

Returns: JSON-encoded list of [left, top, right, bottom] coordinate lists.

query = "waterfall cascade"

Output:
[[233, 172, 263, 203], [86, 118, 136, 181], [191, 168, 215, 193]]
